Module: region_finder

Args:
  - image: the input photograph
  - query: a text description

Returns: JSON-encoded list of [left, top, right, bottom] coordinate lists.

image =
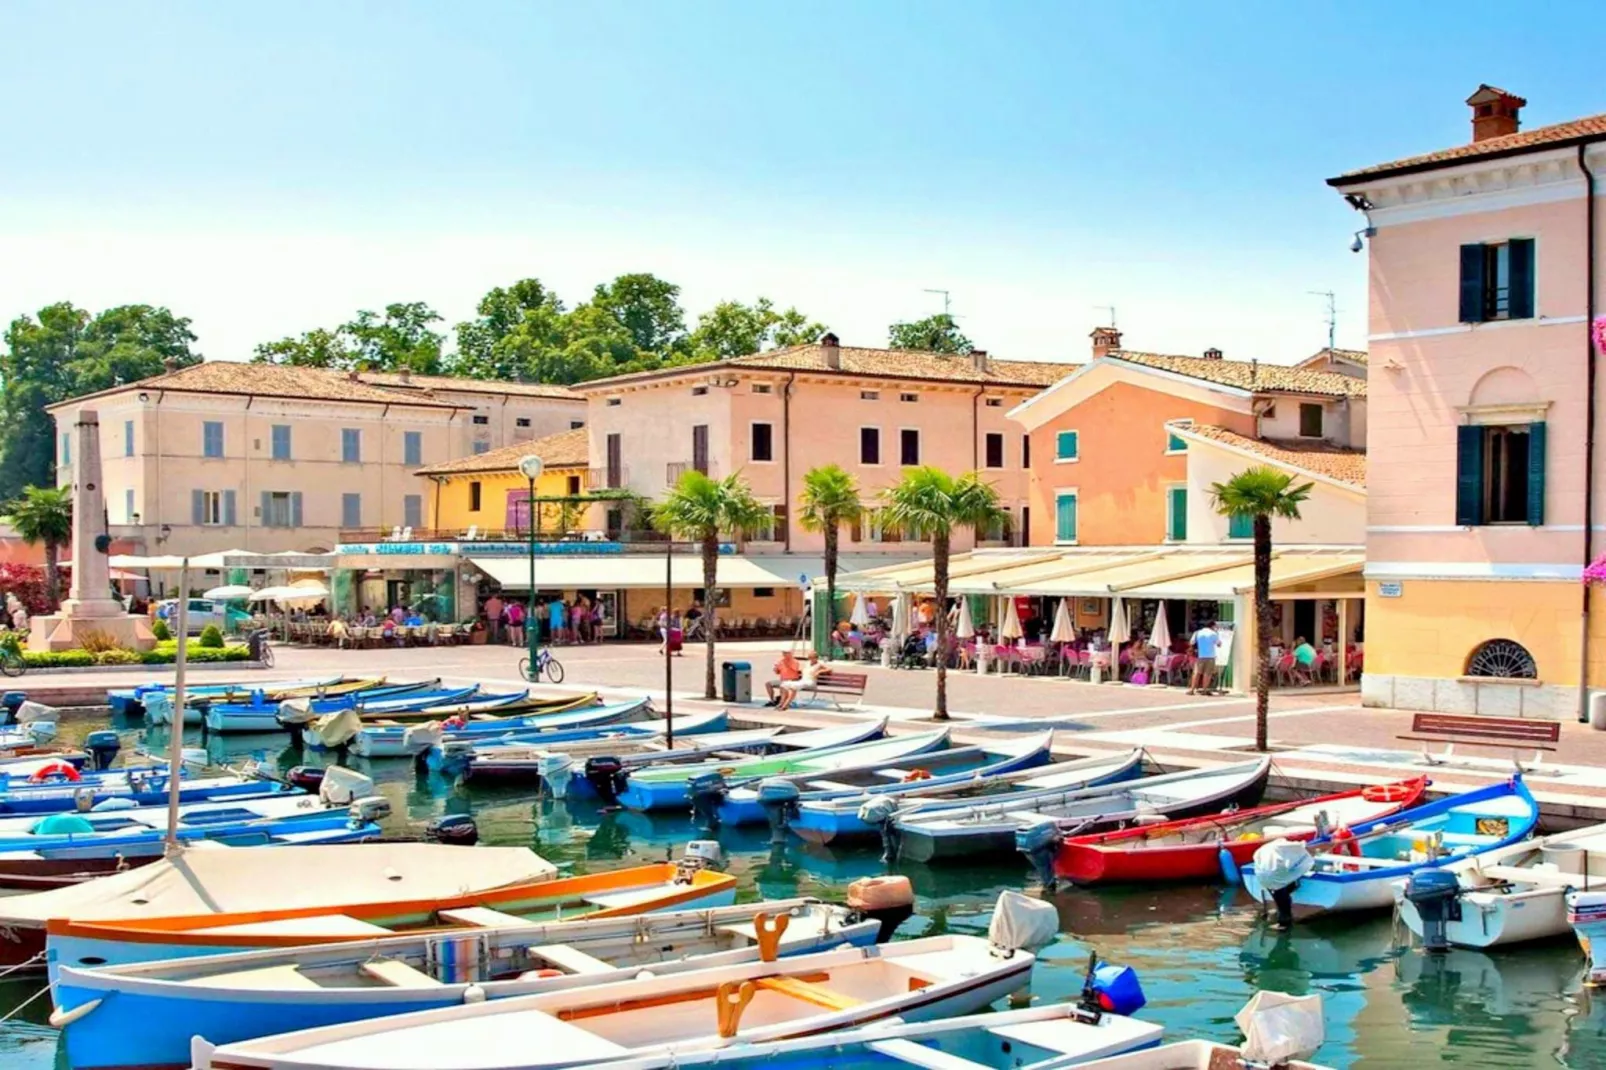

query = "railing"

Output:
[[666, 461, 715, 485], [590, 466, 628, 490]]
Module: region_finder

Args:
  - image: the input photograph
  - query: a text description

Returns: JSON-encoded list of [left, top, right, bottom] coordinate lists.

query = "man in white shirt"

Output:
[[1188, 622, 1220, 695], [776, 652, 827, 711]]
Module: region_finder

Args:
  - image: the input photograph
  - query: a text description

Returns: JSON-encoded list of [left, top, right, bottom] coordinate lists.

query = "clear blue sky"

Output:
[[2, 0, 1603, 367]]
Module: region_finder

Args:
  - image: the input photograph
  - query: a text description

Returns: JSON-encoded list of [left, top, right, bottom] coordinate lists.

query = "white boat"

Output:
[[1070, 1042, 1331, 1069], [192, 934, 1036, 1070], [1394, 822, 1606, 950]]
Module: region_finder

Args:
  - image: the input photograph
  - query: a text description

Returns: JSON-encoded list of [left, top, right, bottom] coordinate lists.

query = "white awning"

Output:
[[466, 553, 917, 592]]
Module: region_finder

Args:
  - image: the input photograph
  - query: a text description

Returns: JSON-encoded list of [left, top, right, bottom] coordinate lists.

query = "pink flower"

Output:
[[1594, 316, 1606, 357], [1586, 554, 1606, 586]]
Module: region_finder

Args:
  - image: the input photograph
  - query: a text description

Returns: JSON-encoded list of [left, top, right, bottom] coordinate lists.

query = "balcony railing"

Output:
[[590, 466, 628, 490], [666, 460, 715, 485]]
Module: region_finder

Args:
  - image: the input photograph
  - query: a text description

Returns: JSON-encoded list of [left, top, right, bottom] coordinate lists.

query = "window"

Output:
[[1263, 403, 1277, 420], [899, 392, 918, 403], [606, 433, 622, 487], [515, 417, 531, 428], [606, 397, 622, 407], [469, 481, 482, 512], [1466, 638, 1538, 679], [1228, 512, 1253, 539], [202, 421, 224, 459], [753, 587, 776, 598], [61, 432, 70, 466], [860, 509, 902, 543], [860, 427, 881, 465], [860, 390, 880, 401], [752, 384, 773, 394], [341, 428, 361, 463], [984, 510, 1012, 543], [1457, 422, 1545, 526], [1459, 239, 1535, 323], [1298, 404, 1324, 439], [403, 495, 422, 529], [984, 397, 1003, 408], [125, 488, 135, 523], [984, 432, 1004, 469], [1167, 485, 1188, 541], [403, 431, 422, 467], [753, 503, 788, 542], [691, 385, 709, 397], [260, 491, 299, 528], [270, 424, 291, 461], [1056, 430, 1079, 462], [1022, 435, 1031, 468], [692, 425, 709, 474], [124, 420, 135, 457], [472, 414, 490, 425], [751, 422, 774, 463], [1055, 491, 1078, 543], [570, 420, 585, 430], [472, 441, 490, 455], [900, 428, 920, 466], [341, 493, 362, 529], [1165, 420, 1192, 454], [566, 474, 581, 496]]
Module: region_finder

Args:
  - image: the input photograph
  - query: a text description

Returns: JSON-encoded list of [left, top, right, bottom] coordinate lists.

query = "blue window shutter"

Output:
[[290, 492, 304, 528], [260, 491, 270, 526], [191, 489, 204, 525], [1056, 496, 1077, 541], [223, 490, 237, 527], [1455, 425, 1485, 526], [1526, 421, 1546, 526], [124, 420, 134, 456], [1508, 238, 1535, 320], [1459, 244, 1487, 323]]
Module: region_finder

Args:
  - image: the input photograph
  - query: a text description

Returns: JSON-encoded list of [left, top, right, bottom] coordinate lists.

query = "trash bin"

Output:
[[722, 660, 753, 704]]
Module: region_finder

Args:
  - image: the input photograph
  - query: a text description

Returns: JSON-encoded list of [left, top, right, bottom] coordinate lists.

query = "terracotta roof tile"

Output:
[[1332, 112, 1606, 183], [1184, 424, 1366, 487], [358, 371, 583, 401], [51, 361, 462, 410], [417, 427, 589, 476], [1109, 352, 1367, 398]]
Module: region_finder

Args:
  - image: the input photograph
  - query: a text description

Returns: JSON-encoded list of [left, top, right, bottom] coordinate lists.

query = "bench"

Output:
[[798, 671, 868, 711], [438, 906, 536, 929], [529, 943, 616, 975], [1398, 712, 1560, 771], [360, 958, 443, 988]]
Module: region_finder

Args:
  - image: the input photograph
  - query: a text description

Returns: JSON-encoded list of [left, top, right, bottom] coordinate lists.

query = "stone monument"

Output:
[[30, 409, 157, 652]]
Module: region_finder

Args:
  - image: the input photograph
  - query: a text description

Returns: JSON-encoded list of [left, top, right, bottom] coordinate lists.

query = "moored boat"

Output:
[[109, 676, 352, 718], [450, 726, 788, 790], [351, 697, 657, 759], [203, 680, 448, 732]]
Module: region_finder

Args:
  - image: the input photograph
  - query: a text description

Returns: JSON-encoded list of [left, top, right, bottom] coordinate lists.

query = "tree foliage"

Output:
[[4, 484, 74, 609], [254, 302, 445, 373], [798, 465, 863, 637], [887, 313, 972, 355], [689, 299, 826, 360]]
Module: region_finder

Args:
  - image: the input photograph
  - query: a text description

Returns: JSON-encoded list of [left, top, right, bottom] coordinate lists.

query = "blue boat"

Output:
[[0, 770, 300, 815], [432, 709, 741, 782], [202, 680, 445, 733], [111, 677, 355, 721], [1239, 775, 1540, 919], [351, 697, 659, 758]]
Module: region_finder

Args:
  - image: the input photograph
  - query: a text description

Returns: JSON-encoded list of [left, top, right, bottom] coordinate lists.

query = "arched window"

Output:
[[1466, 639, 1538, 680]]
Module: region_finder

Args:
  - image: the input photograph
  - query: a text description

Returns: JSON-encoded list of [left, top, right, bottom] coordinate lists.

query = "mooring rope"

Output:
[[0, 983, 51, 1023]]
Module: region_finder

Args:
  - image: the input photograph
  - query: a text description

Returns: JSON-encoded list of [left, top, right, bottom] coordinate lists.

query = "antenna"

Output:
[[1093, 305, 1117, 329], [922, 289, 952, 317], [1308, 290, 1336, 350]]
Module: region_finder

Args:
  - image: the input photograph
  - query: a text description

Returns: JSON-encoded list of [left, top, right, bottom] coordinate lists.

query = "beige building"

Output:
[[48, 362, 585, 556]]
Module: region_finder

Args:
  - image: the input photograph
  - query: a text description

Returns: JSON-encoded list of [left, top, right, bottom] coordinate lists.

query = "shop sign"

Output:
[[338, 541, 738, 557], [1377, 581, 1403, 598]]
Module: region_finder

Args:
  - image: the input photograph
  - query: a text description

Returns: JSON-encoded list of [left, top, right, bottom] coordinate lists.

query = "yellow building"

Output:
[[419, 427, 596, 537]]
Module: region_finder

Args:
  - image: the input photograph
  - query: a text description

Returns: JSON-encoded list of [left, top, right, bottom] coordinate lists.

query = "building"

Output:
[[1331, 86, 1606, 718], [419, 427, 596, 538], [355, 371, 585, 457], [46, 362, 585, 559]]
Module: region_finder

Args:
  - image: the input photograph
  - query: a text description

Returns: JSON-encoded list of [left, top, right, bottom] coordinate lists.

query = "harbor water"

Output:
[[4, 715, 1606, 1068]]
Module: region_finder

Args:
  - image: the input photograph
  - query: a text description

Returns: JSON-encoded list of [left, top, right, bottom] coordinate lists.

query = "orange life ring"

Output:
[[1330, 826, 1361, 857], [28, 761, 80, 784], [1362, 783, 1409, 804], [902, 768, 933, 783]]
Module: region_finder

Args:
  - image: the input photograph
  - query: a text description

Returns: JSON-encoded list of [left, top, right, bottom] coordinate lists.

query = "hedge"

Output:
[[22, 645, 253, 668]]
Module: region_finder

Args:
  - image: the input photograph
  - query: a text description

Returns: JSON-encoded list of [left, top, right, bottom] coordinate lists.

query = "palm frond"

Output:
[[797, 465, 863, 533], [880, 467, 1005, 540], [1208, 466, 1313, 522]]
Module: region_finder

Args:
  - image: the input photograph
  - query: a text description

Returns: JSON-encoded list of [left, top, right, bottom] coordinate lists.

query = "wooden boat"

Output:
[[716, 731, 1055, 828], [0, 788, 366, 852], [1070, 1042, 1331, 1069], [352, 697, 658, 758], [191, 935, 1036, 1070], [0, 769, 296, 815], [894, 759, 1271, 866], [1053, 776, 1428, 887], [1390, 821, 1606, 950], [47, 861, 738, 975], [203, 680, 448, 733], [449, 727, 789, 789], [144, 678, 384, 725], [618, 719, 914, 812], [109, 677, 352, 718], [54, 899, 880, 1070], [428, 709, 737, 777], [1239, 776, 1540, 919]]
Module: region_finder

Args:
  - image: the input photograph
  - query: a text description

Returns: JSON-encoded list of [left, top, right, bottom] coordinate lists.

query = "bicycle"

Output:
[[519, 647, 564, 684], [247, 629, 275, 668], [0, 647, 23, 678]]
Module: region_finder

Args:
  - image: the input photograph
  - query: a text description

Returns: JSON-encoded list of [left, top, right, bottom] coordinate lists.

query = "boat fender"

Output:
[[688, 771, 728, 834], [1330, 826, 1362, 859], [1016, 820, 1064, 892], [48, 998, 101, 1029], [1219, 846, 1242, 885], [28, 761, 79, 784], [90, 797, 139, 812], [425, 812, 479, 846], [463, 984, 486, 1004], [635, 969, 656, 981]]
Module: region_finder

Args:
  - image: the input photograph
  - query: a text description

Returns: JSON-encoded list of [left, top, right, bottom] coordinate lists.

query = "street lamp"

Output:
[[518, 455, 544, 672]]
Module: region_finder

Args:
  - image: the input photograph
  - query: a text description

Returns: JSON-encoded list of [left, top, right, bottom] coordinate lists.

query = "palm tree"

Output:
[[880, 467, 1005, 720], [653, 471, 772, 699], [5, 485, 73, 609], [797, 465, 863, 650], [1209, 467, 1314, 751]]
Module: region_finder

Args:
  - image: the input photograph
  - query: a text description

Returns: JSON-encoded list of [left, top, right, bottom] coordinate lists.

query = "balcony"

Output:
[[589, 466, 629, 491], [666, 460, 715, 485]]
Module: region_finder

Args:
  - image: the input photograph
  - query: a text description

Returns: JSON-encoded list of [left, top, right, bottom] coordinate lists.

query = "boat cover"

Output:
[[1237, 991, 1324, 1063], [988, 890, 1058, 951]]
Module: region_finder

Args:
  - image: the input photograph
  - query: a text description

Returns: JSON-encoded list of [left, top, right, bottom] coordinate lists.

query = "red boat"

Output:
[[1052, 776, 1429, 886]]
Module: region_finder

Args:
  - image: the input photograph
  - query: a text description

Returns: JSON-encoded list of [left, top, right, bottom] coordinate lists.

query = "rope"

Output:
[[0, 983, 50, 1023], [0, 951, 45, 981]]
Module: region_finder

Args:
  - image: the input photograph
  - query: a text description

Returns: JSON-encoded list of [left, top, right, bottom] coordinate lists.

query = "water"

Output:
[[5, 715, 1606, 1068]]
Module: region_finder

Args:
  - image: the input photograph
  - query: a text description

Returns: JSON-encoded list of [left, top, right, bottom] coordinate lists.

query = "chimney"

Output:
[[820, 331, 841, 370], [969, 348, 989, 373], [397, 367, 412, 385], [1090, 327, 1122, 359], [162, 357, 178, 373], [346, 369, 360, 382], [1467, 85, 1525, 142], [1203, 347, 1223, 360]]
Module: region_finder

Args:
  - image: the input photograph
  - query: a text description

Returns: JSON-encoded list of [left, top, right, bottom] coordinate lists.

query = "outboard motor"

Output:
[[348, 796, 393, 827], [858, 795, 902, 864], [1077, 953, 1147, 1020], [277, 698, 312, 749], [1404, 867, 1463, 952], [756, 778, 801, 846], [402, 723, 444, 772], [846, 875, 916, 943], [1016, 819, 1064, 891], [286, 766, 326, 794], [83, 730, 122, 772], [538, 753, 576, 799], [582, 756, 629, 801], [434, 740, 476, 778], [688, 771, 727, 833], [425, 812, 479, 845], [0, 692, 25, 725]]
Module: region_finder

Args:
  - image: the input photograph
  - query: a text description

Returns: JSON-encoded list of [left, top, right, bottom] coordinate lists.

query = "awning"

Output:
[[1127, 552, 1366, 600], [466, 553, 917, 592], [107, 549, 251, 571]]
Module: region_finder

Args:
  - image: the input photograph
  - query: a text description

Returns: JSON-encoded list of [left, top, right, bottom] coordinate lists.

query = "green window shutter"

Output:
[[1526, 420, 1546, 525], [1508, 238, 1535, 320], [1056, 496, 1077, 541], [1169, 487, 1187, 540], [1166, 430, 1187, 452], [1228, 512, 1252, 539], [1455, 425, 1485, 526], [1459, 244, 1487, 323], [1056, 431, 1077, 460]]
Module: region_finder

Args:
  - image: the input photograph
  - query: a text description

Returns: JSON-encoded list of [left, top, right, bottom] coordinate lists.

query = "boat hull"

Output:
[[1399, 886, 1569, 949]]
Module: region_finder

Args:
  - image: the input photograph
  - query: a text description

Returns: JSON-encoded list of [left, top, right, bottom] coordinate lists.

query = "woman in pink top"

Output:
[[506, 600, 525, 647]]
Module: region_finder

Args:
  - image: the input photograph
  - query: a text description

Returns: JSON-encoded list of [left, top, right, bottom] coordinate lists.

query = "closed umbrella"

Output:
[[1151, 602, 1172, 653], [1108, 597, 1131, 646], [850, 593, 871, 629], [955, 597, 975, 640], [892, 593, 909, 642], [1000, 598, 1023, 641], [1049, 598, 1076, 643]]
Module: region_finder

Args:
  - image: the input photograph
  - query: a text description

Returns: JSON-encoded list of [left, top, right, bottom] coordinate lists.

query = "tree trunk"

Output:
[[702, 532, 718, 700], [1253, 515, 1273, 751], [933, 532, 951, 721], [44, 540, 60, 610], [823, 520, 838, 657]]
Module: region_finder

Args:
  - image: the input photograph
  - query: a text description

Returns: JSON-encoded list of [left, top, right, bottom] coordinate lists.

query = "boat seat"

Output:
[[754, 975, 862, 1010], [203, 964, 323, 991], [530, 943, 615, 975], [803, 780, 862, 793], [868, 1039, 995, 1070], [360, 958, 443, 988], [438, 906, 537, 928], [582, 887, 671, 910]]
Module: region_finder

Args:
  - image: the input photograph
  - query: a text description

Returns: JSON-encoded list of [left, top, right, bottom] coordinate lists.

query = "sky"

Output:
[[2, 0, 1604, 369]]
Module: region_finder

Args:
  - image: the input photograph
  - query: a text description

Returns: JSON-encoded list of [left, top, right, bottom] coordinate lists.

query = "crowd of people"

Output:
[[480, 593, 606, 646]]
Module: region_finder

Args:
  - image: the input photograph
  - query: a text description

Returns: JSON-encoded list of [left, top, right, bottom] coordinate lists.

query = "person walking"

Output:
[[1188, 620, 1220, 695], [484, 594, 504, 644], [548, 595, 568, 645], [506, 600, 525, 648]]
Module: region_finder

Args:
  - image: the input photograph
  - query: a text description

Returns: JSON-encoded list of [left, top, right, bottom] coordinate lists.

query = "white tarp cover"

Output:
[[1236, 991, 1325, 1063], [987, 889, 1059, 951], [1251, 839, 1314, 892], [0, 843, 556, 925]]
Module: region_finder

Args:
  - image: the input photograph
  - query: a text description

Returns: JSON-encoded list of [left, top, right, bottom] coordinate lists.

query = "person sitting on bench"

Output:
[[776, 652, 826, 711], [765, 650, 802, 706]]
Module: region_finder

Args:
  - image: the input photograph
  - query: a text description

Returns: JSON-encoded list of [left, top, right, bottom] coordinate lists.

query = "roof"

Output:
[[1331, 110, 1606, 184], [357, 371, 583, 402], [575, 342, 1074, 391], [50, 361, 468, 411], [1301, 347, 1368, 368], [417, 427, 589, 477], [1183, 424, 1367, 487], [1109, 352, 1367, 398]]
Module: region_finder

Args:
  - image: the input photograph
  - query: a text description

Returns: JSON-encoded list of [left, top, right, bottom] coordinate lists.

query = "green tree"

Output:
[[880, 468, 1005, 720], [253, 327, 351, 369], [343, 302, 445, 373], [653, 471, 771, 698], [587, 273, 687, 357], [449, 280, 569, 381], [888, 313, 971, 355], [5, 485, 73, 608], [1209, 467, 1313, 751], [797, 465, 863, 643], [689, 299, 827, 360]]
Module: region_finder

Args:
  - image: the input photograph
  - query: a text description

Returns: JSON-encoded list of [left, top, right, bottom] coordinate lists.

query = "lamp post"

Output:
[[518, 455, 545, 673]]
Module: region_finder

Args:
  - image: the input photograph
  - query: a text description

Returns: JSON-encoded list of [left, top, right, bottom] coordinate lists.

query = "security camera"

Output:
[[1350, 235, 1364, 254]]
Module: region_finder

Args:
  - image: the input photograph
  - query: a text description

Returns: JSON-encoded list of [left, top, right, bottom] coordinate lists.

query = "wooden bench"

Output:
[[1398, 712, 1560, 771], [798, 671, 868, 711]]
